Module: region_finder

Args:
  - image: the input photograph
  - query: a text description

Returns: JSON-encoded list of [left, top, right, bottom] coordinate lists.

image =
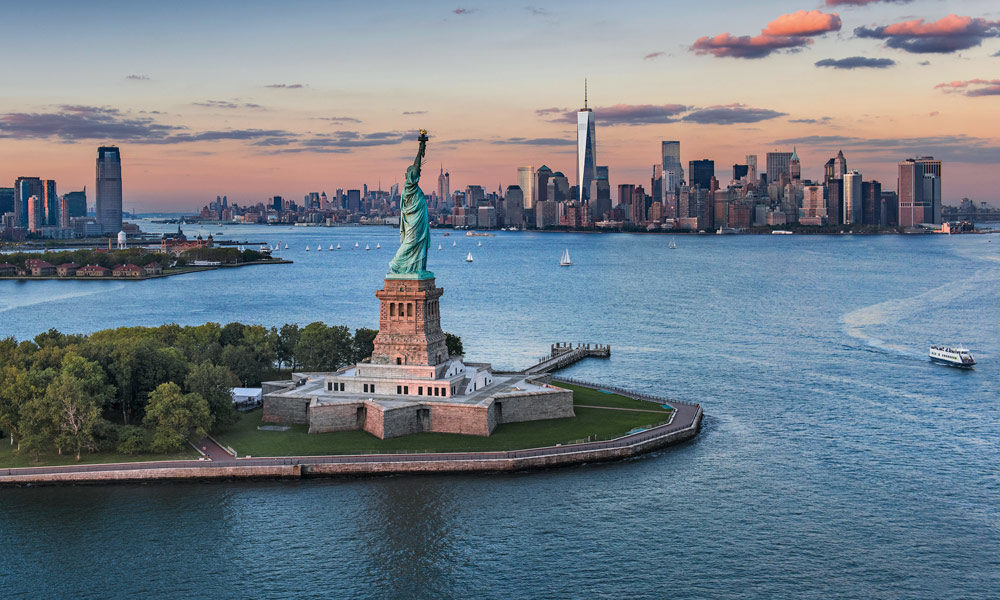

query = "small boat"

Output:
[[559, 248, 573, 267], [305, 246, 310, 251], [443, 233, 451, 236], [452, 241, 457, 247], [355, 242, 360, 248], [929, 345, 976, 368], [465, 252, 473, 263], [316, 245, 322, 251], [336, 244, 341, 250], [329, 245, 334, 250], [376, 243, 381, 249], [669, 239, 677, 250], [438, 244, 443, 251], [477, 241, 482, 247], [365, 244, 370, 251], [284, 244, 288, 249]]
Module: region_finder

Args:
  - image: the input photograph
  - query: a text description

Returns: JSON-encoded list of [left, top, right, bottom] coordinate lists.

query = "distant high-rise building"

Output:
[[766, 151, 793, 184], [593, 166, 611, 220], [0, 187, 14, 216], [346, 189, 361, 212], [789, 147, 801, 181], [688, 159, 714, 190], [437, 167, 450, 208], [862, 180, 883, 226], [96, 146, 123, 233], [662, 141, 683, 184], [14, 176, 42, 228], [843, 170, 863, 225], [61, 188, 86, 219], [618, 184, 635, 216], [651, 165, 663, 206], [833, 150, 847, 179], [576, 82, 597, 203], [801, 184, 826, 221], [516, 166, 533, 210], [733, 164, 749, 181], [42, 180, 58, 227], [534, 165, 552, 207], [504, 185, 523, 227], [27, 195, 45, 232], [466, 185, 485, 208], [826, 179, 843, 225], [898, 156, 942, 226], [746, 155, 757, 182]]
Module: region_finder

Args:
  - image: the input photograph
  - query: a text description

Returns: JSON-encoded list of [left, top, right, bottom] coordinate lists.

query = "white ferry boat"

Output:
[[929, 345, 976, 368]]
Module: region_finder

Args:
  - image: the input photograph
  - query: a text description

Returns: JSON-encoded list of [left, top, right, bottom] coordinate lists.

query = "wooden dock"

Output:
[[523, 342, 611, 375]]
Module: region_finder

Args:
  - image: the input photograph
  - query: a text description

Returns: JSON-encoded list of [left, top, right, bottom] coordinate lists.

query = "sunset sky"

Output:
[[1, 0, 998, 210]]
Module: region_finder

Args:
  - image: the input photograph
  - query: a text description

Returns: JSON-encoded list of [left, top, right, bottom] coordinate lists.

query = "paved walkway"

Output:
[[575, 404, 673, 414]]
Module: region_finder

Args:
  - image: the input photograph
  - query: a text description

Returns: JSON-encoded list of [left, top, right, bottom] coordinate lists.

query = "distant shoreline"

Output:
[[0, 259, 292, 282]]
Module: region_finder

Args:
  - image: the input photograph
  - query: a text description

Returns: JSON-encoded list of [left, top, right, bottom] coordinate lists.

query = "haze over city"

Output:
[[2, 0, 999, 210]]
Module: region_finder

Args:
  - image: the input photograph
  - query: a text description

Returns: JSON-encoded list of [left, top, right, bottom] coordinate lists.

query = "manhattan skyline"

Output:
[[1, 0, 999, 209]]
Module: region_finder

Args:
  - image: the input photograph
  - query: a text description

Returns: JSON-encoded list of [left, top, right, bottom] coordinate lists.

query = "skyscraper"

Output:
[[746, 155, 758, 182], [504, 185, 523, 227], [14, 176, 42, 228], [833, 150, 847, 179], [0, 187, 14, 216], [534, 166, 553, 207], [843, 170, 863, 225], [688, 159, 714, 190], [96, 146, 123, 233], [766, 151, 793, 184], [789, 147, 801, 181], [516, 166, 534, 210], [593, 166, 611, 220], [576, 82, 597, 204], [62, 188, 86, 218], [438, 166, 450, 207], [898, 156, 942, 226], [661, 141, 683, 184], [43, 180, 58, 227]]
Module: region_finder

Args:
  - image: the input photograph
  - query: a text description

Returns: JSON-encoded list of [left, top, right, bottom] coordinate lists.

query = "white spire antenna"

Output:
[[584, 78, 588, 109]]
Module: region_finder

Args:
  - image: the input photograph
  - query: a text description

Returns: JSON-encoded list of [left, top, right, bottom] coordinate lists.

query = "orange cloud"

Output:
[[763, 10, 842, 37], [934, 79, 1000, 97]]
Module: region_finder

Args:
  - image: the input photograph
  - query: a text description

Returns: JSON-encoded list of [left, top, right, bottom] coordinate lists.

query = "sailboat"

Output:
[[452, 241, 457, 247], [465, 252, 474, 263], [305, 246, 310, 251], [354, 242, 360, 249], [559, 248, 573, 267], [477, 241, 482, 247], [669, 238, 677, 250], [365, 244, 371, 251], [375, 242, 381, 249], [438, 243, 443, 251], [336, 243, 341, 250], [284, 243, 288, 249], [329, 244, 334, 250], [316, 245, 322, 251]]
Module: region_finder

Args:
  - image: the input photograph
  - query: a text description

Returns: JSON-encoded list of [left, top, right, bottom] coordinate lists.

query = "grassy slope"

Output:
[[216, 382, 672, 456], [0, 442, 198, 469]]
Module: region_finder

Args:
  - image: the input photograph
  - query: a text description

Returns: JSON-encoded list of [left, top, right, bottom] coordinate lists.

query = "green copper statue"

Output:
[[388, 129, 433, 279]]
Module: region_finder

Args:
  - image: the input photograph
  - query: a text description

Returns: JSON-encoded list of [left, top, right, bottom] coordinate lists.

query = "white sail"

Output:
[[560, 248, 573, 266], [438, 243, 443, 250], [465, 252, 473, 262], [365, 244, 370, 251]]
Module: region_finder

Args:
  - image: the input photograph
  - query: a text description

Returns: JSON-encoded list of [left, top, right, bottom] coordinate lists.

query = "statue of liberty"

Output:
[[388, 130, 432, 279]]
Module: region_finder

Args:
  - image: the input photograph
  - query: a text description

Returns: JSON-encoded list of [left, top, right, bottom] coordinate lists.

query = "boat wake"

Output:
[[0, 284, 125, 314]]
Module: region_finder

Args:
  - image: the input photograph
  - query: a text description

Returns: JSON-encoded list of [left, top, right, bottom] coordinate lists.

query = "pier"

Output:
[[523, 342, 611, 375]]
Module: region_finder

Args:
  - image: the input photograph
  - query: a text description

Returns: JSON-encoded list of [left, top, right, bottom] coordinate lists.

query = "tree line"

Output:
[[0, 247, 271, 270], [0, 323, 463, 461]]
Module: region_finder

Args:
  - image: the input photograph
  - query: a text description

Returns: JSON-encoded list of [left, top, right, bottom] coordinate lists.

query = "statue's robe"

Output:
[[388, 164, 431, 277]]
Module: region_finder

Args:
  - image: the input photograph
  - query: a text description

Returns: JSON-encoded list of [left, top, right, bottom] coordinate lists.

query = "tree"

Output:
[[294, 322, 353, 371], [185, 362, 239, 431], [445, 332, 464, 357], [220, 322, 246, 346], [143, 382, 212, 453], [276, 324, 301, 369], [45, 354, 108, 461], [115, 425, 147, 455], [352, 328, 377, 363]]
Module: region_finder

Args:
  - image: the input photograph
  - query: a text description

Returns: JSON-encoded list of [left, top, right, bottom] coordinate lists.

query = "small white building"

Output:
[[231, 387, 262, 411]]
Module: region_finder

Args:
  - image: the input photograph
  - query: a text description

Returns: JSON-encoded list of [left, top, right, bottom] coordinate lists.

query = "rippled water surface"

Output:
[[2, 225, 998, 599]]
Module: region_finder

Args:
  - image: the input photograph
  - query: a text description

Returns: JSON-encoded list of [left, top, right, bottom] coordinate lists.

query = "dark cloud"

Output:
[[536, 104, 688, 125], [192, 100, 264, 110], [825, 0, 912, 5], [789, 116, 832, 124], [453, 8, 476, 15], [402, 110, 427, 115], [815, 56, 896, 69], [854, 15, 1000, 54], [644, 51, 666, 60], [154, 129, 296, 144], [526, 6, 550, 16], [771, 133, 1000, 164], [993, 50, 1000, 57], [681, 104, 786, 124], [919, 60, 931, 65], [125, 74, 149, 81], [0, 105, 180, 142], [264, 83, 305, 89], [492, 137, 575, 146], [935, 78, 1000, 97], [691, 10, 841, 59], [314, 116, 362, 123]]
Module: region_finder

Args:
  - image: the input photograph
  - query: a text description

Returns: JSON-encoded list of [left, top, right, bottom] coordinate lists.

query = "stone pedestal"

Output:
[[371, 277, 448, 366]]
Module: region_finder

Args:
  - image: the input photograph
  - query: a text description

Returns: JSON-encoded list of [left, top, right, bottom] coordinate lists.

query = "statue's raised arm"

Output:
[[387, 130, 433, 279]]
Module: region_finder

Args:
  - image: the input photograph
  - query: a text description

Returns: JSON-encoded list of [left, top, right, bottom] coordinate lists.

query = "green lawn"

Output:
[[216, 383, 672, 456], [0, 442, 198, 469]]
